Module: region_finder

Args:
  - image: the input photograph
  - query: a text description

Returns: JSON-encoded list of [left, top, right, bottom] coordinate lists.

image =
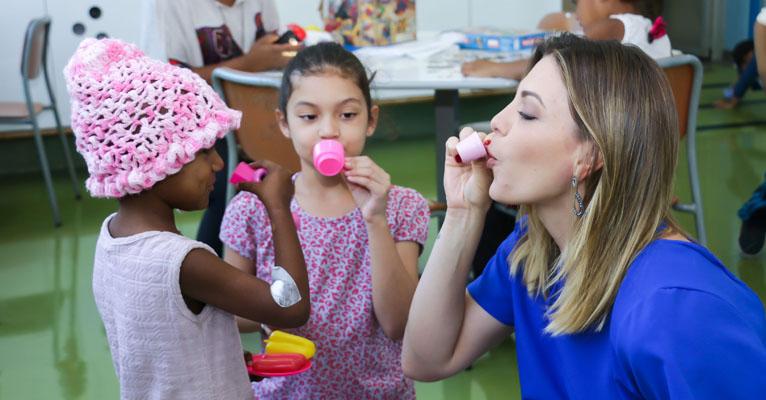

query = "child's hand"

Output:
[[343, 156, 391, 223], [246, 34, 301, 71], [444, 127, 492, 211], [237, 160, 294, 210]]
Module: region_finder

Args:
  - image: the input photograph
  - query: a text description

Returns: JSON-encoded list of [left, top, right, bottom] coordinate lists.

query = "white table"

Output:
[[362, 53, 517, 205], [214, 44, 518, 206]]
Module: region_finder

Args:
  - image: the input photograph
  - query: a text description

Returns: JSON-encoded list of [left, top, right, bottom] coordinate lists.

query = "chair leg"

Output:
[[31, 118, 62, 227], [687, 133, 706, 246], [52, 106, 81, 199], [693, 203, 707, 247], [225, 130, 238, 205]]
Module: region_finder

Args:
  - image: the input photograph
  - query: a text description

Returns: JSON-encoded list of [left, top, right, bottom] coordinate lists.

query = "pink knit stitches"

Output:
[[63, 38, 242, 198]]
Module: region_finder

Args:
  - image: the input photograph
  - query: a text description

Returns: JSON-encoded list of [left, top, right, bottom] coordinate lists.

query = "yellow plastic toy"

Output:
[[264, 330, 316, 360]]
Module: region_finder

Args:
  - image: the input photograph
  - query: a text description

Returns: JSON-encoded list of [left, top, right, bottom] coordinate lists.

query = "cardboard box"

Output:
[[322, 0, 417, 47]]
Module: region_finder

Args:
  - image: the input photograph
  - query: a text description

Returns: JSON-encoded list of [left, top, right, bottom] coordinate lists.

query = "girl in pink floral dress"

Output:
[[220, 42, 430, 399]]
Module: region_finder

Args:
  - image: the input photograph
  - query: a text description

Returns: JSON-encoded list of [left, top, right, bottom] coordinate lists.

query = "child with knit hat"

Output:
[[63, 38, 310, 399]]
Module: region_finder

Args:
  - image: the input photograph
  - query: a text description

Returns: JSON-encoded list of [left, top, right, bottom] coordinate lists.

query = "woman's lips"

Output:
[[485, 146, 497, 168], [485, 146, 495, 159]]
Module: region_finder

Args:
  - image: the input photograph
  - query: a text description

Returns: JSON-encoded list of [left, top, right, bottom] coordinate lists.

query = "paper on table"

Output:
[[353, 32, 466, 60]]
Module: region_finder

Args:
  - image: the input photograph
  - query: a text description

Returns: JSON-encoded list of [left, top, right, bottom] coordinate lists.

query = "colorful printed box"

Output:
[[459, 30, 550, 52], [322, 0, 416, 47]]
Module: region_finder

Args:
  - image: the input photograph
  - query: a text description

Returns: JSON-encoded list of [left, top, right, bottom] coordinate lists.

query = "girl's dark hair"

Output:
[[279, 42, 374, 117]]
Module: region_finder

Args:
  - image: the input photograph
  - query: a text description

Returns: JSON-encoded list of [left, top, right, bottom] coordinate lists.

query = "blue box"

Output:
[[459, 30, 549, 52]]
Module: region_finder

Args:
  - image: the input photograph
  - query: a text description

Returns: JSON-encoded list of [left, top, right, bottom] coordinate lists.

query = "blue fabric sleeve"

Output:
[[466, 227, 523, 327], [615, 288, 766, 399], [733, 57, 760, 99]]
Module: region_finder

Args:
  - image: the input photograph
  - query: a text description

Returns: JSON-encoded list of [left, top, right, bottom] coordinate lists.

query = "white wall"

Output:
[[0, 0, 561, 131], [0, 0, 148, 131], [0, 0, 52, 128], [724, 0, 752, 50], [469, 0, 561, 31]]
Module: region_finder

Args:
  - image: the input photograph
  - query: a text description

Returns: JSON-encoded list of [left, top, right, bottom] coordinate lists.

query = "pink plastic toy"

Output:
[[455, 132, 488, 163], [229, 162, 268, 184], [312, 140, 345, 176], [292, 212, 301, 230], [230, 162, 300, 228], [276, 23, 307, 44]]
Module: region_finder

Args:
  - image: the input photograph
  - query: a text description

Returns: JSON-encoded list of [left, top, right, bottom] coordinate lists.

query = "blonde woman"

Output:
[[403, 34, 766, 398]]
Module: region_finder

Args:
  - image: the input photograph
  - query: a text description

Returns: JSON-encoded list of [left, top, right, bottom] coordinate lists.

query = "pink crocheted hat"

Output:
[[63, 38, 241, 198]]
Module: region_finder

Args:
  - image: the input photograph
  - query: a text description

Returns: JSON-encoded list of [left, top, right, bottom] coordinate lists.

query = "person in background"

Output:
[[140, 0, 299, 256], [738, 7, 766, 255], [714, 39, 762, 109], [462, 0, 670, 80]]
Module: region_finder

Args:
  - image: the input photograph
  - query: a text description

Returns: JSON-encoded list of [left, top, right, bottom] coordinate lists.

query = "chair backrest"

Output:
[[212, 68, 301, 172], [656, 54, 703, 140], [21, 17, 51, 81], [655, 54, 706, 245]]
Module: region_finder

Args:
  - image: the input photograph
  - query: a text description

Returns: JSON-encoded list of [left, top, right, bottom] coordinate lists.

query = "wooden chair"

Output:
[[211, 68, 300, 203]]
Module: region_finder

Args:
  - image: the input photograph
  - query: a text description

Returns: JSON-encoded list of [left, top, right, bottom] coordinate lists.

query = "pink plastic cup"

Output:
[[229, 162, 268, 184], [313, 140, 345, 176], [455, 132, 488, 163]]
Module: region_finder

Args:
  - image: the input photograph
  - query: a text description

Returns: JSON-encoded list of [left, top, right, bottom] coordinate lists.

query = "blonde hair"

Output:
[[510, 34, 684, 335]]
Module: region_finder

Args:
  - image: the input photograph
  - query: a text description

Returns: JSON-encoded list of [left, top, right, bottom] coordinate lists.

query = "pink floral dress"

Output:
[[220, 183, 430, 399]]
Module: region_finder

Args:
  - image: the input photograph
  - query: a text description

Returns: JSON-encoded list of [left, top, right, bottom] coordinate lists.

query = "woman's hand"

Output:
[[343, 156, 391, 223], [444, 127, 493, 212]]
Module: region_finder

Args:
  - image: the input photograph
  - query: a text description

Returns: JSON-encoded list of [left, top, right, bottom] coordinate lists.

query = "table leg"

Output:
[[433, 89, 460, 212]]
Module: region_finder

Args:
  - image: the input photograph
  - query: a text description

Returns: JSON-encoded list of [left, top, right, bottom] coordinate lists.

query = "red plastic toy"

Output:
[[244, 351, 312, 379], [276, 23, 307, 44]]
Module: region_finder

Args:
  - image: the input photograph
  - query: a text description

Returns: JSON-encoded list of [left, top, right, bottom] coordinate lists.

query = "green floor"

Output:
[[1, 62, 765, 399]]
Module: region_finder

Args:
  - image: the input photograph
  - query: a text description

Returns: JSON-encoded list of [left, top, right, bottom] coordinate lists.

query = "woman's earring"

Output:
[[572, 176, 585, 217]]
